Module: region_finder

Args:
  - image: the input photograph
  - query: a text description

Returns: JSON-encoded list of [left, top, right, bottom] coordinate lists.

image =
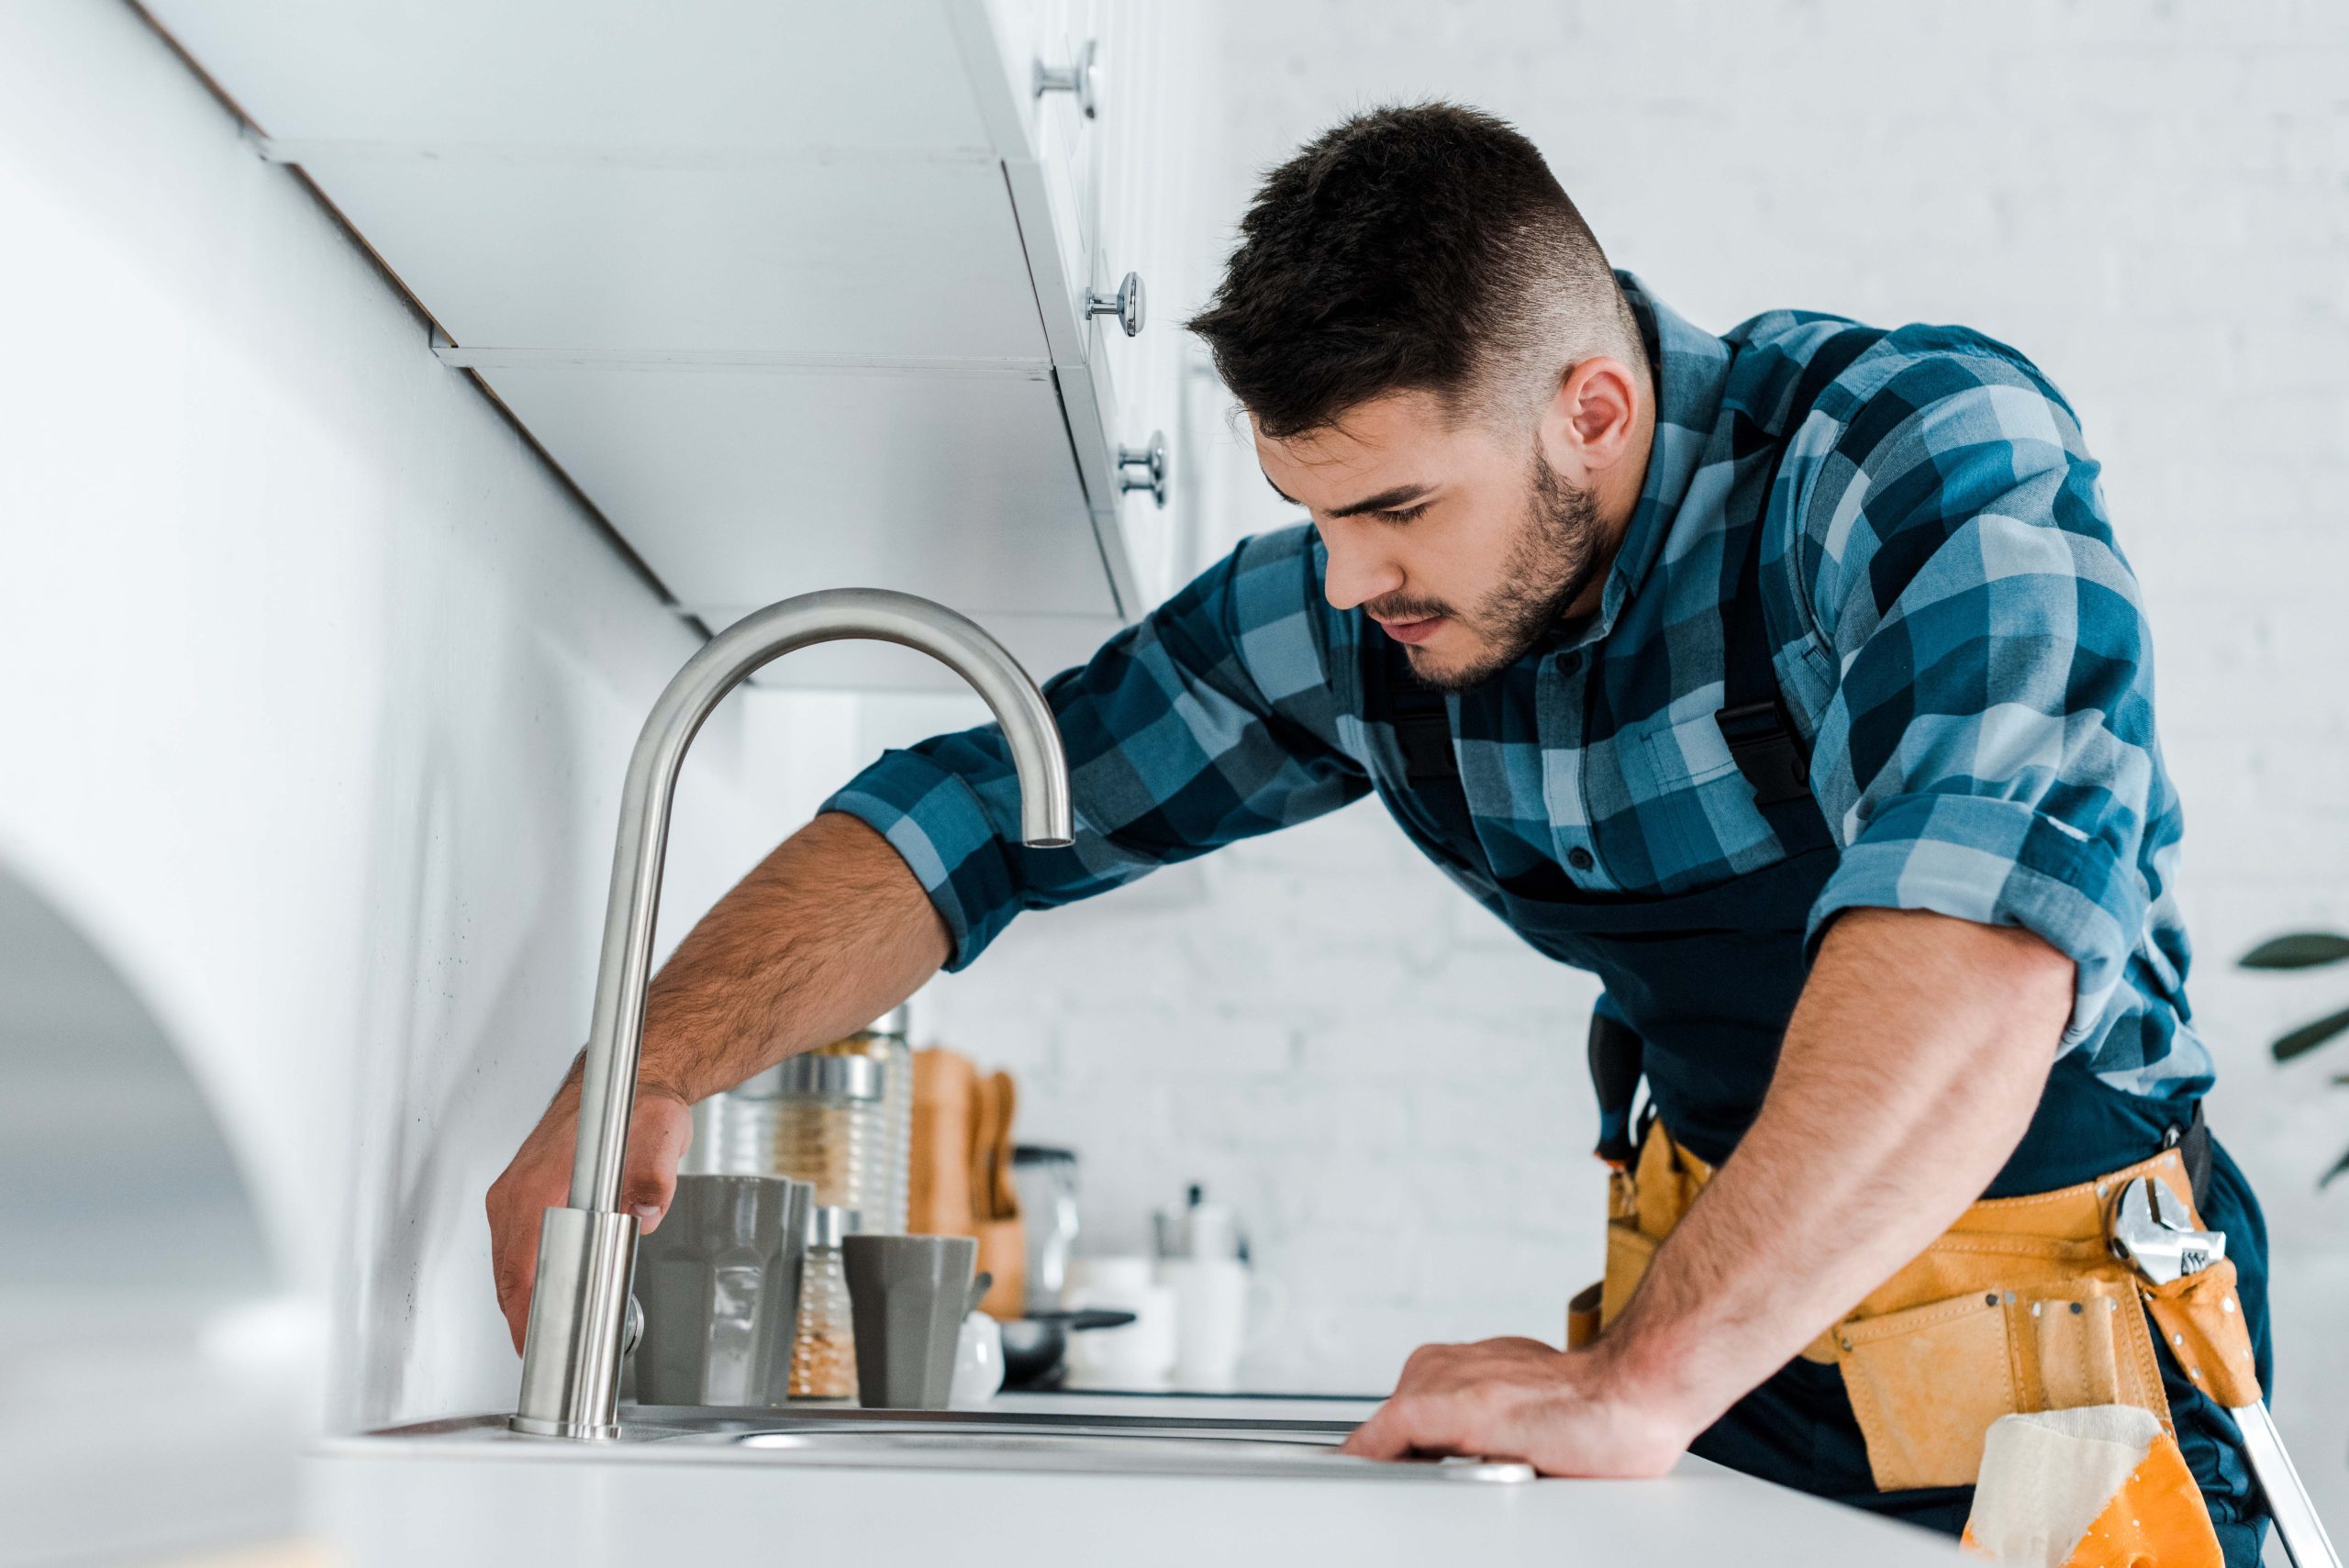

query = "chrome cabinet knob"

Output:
[[1119, 432, 1170, 508], [1085, 272, 1147, 337], [1033, 39, 1099, 119]]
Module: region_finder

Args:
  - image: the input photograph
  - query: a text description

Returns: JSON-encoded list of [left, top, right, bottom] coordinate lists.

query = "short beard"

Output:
[[1399, 451, 1604, 692]]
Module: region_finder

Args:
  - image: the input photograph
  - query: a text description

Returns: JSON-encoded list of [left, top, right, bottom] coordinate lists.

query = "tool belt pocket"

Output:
[[1839, 1290, 2019, 1492], [1565, 1218, 1657, 1350], [1592, 1156, 1675, 1339], [1835, 1271, 2171, 1493], [1599, 1216, 1660, 1332]]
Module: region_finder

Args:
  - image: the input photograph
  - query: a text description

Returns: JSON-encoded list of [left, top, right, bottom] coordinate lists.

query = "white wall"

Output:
[[864, 0, 2349, 1514], [0, 0, 799, 1441]]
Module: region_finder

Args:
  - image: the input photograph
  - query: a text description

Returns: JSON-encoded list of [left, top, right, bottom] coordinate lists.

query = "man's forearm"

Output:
[[629, 810, 950, 1103], [1601, 907, 2074, 1433]]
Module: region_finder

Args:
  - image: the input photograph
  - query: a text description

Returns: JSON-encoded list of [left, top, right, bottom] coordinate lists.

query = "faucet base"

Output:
[[512, 1207, 640, 1440], [507, 1413, 620, 1440]]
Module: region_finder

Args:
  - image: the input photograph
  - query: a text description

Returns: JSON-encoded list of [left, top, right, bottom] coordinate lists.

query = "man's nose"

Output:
[[1319, 527, 1404, 613]]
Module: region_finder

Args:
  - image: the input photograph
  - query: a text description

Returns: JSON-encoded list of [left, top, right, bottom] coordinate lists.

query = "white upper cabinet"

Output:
[[290, 153, 1049, 362], [146, 6, 998, 150], [144, 0, 1206, 688]]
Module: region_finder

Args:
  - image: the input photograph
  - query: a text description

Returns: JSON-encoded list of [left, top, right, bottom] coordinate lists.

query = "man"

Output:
[[489, 105, 2271, 1559]]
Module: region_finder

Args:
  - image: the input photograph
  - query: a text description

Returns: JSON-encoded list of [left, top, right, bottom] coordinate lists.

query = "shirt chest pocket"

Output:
[[1634, 704, 1742, 787], [1605, 708, 1781, 892]]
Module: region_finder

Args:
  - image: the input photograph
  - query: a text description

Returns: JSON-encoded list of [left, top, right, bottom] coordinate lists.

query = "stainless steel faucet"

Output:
[[511, 589, 1074, 1440]]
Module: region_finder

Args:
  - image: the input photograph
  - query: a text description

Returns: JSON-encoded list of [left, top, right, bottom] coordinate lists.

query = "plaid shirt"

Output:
[[827, 274, 2210, 1101]]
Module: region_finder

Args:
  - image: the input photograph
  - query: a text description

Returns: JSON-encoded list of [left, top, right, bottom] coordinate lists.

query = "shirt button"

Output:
[[1557, 651, 1583, 675], [1567, 846, 1595, 872]]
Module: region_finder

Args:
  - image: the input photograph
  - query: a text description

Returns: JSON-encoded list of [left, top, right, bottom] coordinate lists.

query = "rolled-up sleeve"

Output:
[[821, 527, 1369, 970], [1798, 351, 2166, 1049]]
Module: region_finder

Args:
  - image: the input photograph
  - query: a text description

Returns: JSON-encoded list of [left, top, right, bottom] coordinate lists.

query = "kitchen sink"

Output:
[[355, 1404, 1536, 1484], [707, 1428, 1531, 1481]]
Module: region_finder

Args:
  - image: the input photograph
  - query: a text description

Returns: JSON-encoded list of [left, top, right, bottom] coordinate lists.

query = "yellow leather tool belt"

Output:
[[1565, 1119, 2262, 1494]]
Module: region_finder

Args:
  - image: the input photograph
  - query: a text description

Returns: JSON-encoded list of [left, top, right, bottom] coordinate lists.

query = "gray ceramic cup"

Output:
[[629, 1173, 811, 1407], [842, 1234, 977, 1409]]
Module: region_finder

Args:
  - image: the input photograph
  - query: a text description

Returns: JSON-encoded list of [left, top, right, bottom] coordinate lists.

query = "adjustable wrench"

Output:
[[2110, 1176, 2341, 1568]]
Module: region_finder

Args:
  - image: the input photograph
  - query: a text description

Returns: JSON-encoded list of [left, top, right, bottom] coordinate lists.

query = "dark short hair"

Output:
[[1186, 103, 1635, 439]]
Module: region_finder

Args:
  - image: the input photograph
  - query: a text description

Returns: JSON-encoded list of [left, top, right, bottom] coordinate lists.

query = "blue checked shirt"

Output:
[[826, 274, 2210, 1101]]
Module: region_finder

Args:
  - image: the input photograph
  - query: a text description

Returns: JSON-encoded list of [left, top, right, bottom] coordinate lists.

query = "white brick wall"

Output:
[[823, 0, 2348, 1513]]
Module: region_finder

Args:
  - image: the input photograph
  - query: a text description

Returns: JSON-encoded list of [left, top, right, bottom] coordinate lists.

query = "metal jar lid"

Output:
[[807, 1206, 861, 1248], [730, 1051, 885, 1102]]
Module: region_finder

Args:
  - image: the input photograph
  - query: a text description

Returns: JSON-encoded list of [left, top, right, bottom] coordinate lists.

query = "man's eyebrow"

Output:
[[1260, 472, 1435, 518]]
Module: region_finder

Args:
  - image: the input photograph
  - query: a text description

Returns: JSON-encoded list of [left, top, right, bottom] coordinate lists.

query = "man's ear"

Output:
[[1537, 357, 1642, 480]]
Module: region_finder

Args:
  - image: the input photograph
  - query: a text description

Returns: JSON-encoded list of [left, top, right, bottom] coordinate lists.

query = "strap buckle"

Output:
[[1391, 711, 1457, 788], [1715, 699, 1810, 806]]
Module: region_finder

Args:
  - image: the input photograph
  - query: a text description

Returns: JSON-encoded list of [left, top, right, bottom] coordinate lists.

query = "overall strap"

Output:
[[1587, 999, 1647, 1169], [1713, 512, 1835, 856], [2172, 1102, 2214, 1212], [1369, 636, 1482, 862], [1710, 326, 1884, 854]]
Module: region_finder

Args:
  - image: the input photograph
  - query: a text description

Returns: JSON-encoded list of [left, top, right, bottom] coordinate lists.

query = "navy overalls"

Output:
[[1352, 347, 2274, 1562]]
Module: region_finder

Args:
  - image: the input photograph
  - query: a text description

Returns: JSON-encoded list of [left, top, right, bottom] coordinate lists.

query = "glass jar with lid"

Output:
[[802, 1020, 911, 1234], [769, 1050, 886, 1218], [684, 1016, 911, 1236]]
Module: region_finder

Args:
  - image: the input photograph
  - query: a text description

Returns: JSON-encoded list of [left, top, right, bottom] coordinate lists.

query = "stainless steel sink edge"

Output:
[[322, 1408, 1537, 1485]]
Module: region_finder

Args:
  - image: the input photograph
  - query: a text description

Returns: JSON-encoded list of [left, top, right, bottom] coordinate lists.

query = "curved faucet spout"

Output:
[[514, 589, 1072, 1439]]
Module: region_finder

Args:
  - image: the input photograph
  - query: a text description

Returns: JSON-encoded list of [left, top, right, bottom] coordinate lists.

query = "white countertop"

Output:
[[312, 1393, 1961, 1566]]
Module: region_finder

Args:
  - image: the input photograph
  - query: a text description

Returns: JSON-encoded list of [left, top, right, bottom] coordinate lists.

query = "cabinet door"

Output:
[[1031, 0, 1108, 318], [1086, 0, 1202, 607], [968, 0, 1102, 368], [1010, 2, 1212, 611]]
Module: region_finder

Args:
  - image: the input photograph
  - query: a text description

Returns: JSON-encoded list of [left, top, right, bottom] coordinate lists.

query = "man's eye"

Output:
[[1377, 504, 1430, 525]]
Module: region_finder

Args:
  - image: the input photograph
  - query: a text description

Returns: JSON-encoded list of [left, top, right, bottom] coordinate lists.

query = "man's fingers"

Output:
[[1341, 1341, 1469, 1461], [495, 1260, 530, 1353], [486, 1106, 578, 1354], [1339, 1400, 1405, 1460], [489, 1195, 545, 1353], [1341, 1395, 1470, 1462], [620, 1093, 693, 1233]]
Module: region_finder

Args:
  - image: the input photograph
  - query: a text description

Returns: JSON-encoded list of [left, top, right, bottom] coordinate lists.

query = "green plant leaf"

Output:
[[2240, 932, 2349, 970], [2274, 1006, 2349, 1062], [2323, 1145, 2349, 1189]]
